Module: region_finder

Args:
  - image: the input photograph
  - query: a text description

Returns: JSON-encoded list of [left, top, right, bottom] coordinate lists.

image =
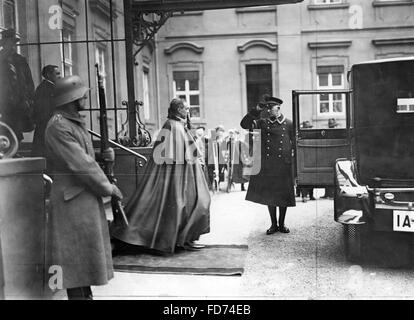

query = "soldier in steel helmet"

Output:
[[44, 75, 123, 300]]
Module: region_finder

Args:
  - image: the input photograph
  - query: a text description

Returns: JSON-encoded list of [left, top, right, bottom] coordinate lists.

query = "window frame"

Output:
[[316, 69, 346, 116], [61, 22, 75, 77], [172, 70, 201, 120]]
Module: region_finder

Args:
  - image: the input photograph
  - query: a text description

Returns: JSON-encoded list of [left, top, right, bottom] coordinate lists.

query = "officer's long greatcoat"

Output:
[[45, 110, 114, 290], [241, 110, 296, 207]]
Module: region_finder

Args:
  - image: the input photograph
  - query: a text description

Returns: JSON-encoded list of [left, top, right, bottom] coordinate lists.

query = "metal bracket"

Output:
[[133, 11, 174, 57]]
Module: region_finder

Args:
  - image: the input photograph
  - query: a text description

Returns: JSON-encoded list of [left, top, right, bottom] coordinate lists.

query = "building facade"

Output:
[[155, 0, 414, 132]]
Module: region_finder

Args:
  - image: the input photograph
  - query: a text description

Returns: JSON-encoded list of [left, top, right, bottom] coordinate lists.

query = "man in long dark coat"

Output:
[[0, 29, 35, 142], [241, 95, 296, 234], [45, 75, 123, 300], [31, 65, 61, 157]]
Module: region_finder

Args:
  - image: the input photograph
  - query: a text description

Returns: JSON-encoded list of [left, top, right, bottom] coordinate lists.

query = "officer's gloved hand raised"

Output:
[[111, 184, 123, 200], [102, 147, 115, 163]]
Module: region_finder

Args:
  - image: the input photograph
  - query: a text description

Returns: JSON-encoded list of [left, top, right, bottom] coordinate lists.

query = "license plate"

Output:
[[393, 210, 414, 232]]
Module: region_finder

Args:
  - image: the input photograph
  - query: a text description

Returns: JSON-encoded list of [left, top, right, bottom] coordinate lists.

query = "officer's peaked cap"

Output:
[[265, 95, 283, 105]]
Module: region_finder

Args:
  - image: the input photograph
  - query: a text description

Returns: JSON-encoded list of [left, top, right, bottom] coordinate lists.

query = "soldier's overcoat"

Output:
[[45, 110, 114, 290], [241, 110, 296, 207]]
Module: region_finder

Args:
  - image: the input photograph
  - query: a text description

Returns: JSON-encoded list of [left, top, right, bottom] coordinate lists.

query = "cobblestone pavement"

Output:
[[91, 187, 414, 300]]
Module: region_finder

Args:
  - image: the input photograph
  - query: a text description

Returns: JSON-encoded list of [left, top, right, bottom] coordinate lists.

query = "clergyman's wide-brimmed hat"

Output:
[[0, 29, 20, 45]]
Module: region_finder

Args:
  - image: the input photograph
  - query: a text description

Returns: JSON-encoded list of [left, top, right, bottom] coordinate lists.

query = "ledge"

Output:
[[307, 3, 350, 10], [235, 6, 276, 13], [308, 40, 352, 49], [174, 11, 203, 16], [372, 0, 414, 7], [372, 37, 414, 46], [164, 42, 204, 55], [238, 39, 278, 53]]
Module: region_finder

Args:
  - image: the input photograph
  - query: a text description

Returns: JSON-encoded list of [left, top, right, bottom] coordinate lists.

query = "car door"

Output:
[[292, 89, 352, 188]]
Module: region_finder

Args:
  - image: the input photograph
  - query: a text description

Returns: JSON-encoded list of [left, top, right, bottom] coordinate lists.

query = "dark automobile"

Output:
[[334, 57, 414, 264], [293, 57, 414, 265]]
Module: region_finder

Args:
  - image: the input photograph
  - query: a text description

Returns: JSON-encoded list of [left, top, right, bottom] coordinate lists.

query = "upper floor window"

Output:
[[173, 71, 200, 119], [317, 65, 345, 116], [246, 64, 272, 112], [2, 0, 16, 29], [61, 24, 75, 76]]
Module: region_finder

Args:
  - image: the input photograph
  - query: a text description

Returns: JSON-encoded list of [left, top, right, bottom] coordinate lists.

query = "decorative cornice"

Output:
[[307, 3, 350, 10], [237, 39, 278, 53], [90, 0, 111, 19], [372, 0, 414, 7], [164, 42, 204, 55], [235, 6, 276, 13], [301, 24, 414, 34], [174, 11, 203, 16], [308, 40, 352, 49], [372, 37, 414, 46]]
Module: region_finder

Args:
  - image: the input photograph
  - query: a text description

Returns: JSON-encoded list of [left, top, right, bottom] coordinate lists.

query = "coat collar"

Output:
[[55, 109, 85, 125], [268, 114, 285, 124]]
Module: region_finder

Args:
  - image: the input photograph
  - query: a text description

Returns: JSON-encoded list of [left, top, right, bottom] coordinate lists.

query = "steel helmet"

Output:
[[54, 75, 90, 107]]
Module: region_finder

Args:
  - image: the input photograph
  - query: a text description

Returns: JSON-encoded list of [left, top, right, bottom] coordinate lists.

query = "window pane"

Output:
[[320, 103, 329, 113], [189, 79, 199, 90], [178, 95, 186, 101], [333, 93, 343, 101], [190, 107, 200, 118], [333, 102, 343, 113], [175, 79, 186, 91], [190, 95, 199, 105], [318, 74, 328, 87], [320, 93, 329, 101], [332, 74, 342, 86], [4, 0, 16, 29]]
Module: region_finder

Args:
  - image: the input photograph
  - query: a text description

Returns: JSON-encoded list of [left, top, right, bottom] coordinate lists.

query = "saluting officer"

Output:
[[45, 75, 122, 300], [240, 94, 296, 234]]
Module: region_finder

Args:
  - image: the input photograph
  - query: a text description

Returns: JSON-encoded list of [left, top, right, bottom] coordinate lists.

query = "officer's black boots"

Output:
[[278, 207, 290, 233]]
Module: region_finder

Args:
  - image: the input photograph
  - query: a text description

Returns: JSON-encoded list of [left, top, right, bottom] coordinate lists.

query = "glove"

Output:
[[111, 184, 123, 200], [102, 147, 115, 163]]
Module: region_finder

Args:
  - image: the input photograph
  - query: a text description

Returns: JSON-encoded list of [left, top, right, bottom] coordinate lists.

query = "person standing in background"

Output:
[[0, 29, 35, 143], [232, 129, 250, 192], [31, 65, 61, 157]]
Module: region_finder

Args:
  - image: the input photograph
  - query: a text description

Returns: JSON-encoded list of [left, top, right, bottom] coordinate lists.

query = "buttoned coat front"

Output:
[[45, 110, 114, 290], [241, 110, 296, 207]]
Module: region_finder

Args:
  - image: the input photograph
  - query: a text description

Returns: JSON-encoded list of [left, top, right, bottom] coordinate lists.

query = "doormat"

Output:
[[113, 244, 248, 276]]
